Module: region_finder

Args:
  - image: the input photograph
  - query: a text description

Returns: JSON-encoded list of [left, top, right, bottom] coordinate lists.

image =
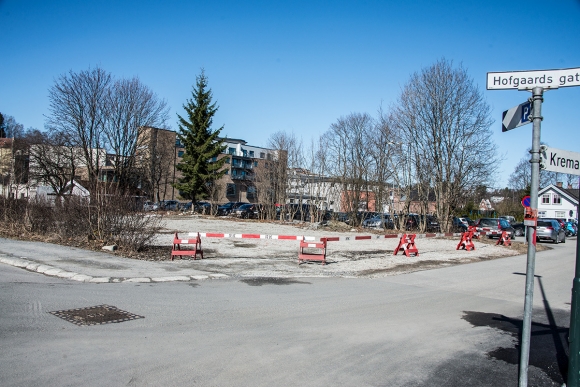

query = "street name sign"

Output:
[[540, 146, 580, 176], [487, 66, 580, 90], [502, 101, 532, 132]]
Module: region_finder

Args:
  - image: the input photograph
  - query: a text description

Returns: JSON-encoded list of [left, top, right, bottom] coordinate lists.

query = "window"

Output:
[[254, 161, 258, 167], [211, 156, 217, 162], [542, 194, 550, 204], [247, 186, 256, 199], [249, 150, 254, 157], [267, 153, 273, 161], [260, 152, 265, 159], [228, 147, 236, 155], [178, 150, 184, 157], [553, 194, 561, 205], [242, 149, 247, 157], [555, 211, 566, 218], [224, 157, 230, 164], [224, 170, 229, 175], [226, 184, 236, 197]]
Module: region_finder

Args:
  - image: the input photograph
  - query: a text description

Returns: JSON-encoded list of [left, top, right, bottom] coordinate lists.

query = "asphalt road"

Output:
[[0, 239, 576, 386]]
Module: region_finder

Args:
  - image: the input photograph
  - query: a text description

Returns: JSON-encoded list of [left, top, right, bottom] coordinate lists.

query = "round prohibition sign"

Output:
[[521, 195, 531, 208]]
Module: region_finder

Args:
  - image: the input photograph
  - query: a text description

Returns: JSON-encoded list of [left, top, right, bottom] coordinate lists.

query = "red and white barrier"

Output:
[[188, 232, 462, 242], [171, 232, 203, 260], [394, 234, 419, 257], [298, 237, 327, 265], [456, 230, 475, 251], [495, 231, 512, 246]]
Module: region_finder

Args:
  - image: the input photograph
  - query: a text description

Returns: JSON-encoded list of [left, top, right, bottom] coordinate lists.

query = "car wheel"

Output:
[[562, 234, 566, 243], [554, 236, 559, 244], [515, 228, 524, 237]]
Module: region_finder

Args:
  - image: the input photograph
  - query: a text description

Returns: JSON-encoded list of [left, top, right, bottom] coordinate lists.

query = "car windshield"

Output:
[[479, 219, 497, 227], [537, 221, 552, 227], [238, 204, 253, 210]]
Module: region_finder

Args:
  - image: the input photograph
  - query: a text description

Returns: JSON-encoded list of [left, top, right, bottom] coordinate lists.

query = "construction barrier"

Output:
[[456, 230, 475, 251], [298, 237, 327, 265], [496, 231, 512, 246], [394, 234, 419, 257], [173, 231, 471, 262], [468, 226, 480, 239], [171, 232, 204, 260]]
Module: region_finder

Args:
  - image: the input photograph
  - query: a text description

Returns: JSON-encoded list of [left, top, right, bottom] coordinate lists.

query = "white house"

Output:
[[537, 183, 578, 221]]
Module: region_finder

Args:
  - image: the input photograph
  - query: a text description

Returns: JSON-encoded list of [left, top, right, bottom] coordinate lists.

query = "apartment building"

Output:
[[140, 127, 279, 203]]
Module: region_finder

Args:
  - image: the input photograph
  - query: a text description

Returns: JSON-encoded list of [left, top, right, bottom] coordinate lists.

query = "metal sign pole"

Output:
[[519, 86, 543, 387], [568, 176, 580, 387]]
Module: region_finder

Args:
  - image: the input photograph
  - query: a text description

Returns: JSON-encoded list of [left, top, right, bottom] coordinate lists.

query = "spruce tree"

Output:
[[174, 70, 227, 202]]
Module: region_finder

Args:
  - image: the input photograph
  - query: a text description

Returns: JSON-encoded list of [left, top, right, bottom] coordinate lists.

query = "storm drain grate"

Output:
[[49, 305, 144, 326]]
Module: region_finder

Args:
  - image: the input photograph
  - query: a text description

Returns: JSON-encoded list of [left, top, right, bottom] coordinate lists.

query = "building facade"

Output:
[[538, 183, 578, 221]]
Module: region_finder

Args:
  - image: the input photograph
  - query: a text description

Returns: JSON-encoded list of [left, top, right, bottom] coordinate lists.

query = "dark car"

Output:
[[216, 202, 248, 216], [160, 200, 180, 211], [536, 219, 566, 244], [194, 201, 213, 214], [512, 222, 525, 237], [234, 203, 263, 219], [474, 217, 514, 238], [452, 216, 468, 232]]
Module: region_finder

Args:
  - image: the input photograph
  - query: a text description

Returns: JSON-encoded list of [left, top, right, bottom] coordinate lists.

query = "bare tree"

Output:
[[47, 67, 111, 188], [104, 77, 169, 195], [322, 113, 375, 224], [26, 129, 83, 199], [393, 59, 498, 232]]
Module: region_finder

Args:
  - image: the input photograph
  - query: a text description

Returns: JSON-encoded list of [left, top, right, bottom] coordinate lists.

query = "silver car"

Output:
[[536, 220, 566, 244]]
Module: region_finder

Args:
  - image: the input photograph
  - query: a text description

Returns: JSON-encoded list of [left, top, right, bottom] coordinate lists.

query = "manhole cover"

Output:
[[49, 305, 144, 326]]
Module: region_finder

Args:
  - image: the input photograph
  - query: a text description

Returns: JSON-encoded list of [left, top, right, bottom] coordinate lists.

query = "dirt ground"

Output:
[[121, 213, 545, 279]]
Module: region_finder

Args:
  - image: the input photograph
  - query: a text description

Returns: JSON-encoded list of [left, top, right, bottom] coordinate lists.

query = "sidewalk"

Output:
[[0, 238, 227, 283]]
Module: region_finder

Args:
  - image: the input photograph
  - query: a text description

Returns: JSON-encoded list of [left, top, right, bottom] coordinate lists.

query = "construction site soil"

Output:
[[121, 213, 544, 279]]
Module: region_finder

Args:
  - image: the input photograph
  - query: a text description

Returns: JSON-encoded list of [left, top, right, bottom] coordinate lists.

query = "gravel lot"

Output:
[[149, 214, 524, 279]]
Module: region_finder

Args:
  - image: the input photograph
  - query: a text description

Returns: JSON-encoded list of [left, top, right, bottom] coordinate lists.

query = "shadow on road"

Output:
[[462, 273, 569, 385]]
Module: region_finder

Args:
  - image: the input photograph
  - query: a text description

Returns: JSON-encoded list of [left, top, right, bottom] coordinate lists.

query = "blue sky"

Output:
[[1, 0, 579, 188]]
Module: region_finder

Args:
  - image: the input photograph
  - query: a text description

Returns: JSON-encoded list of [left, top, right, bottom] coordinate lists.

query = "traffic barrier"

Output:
[[171, 232, 203, 260], [456, 230, 475, 251], [394, 234, 419, 257], [468, 226, 480, 239], [298, 237, 327, 265], [496, 231, 512, 246]]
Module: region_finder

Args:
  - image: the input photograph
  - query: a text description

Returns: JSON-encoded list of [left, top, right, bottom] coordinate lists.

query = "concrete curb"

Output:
[[0, 254, 229, 283]]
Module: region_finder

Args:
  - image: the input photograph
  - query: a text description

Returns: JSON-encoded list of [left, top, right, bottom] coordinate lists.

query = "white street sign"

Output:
[[502, 101, 532, 132], [540, 146, 580, 175], [487, 67, 580, 90]]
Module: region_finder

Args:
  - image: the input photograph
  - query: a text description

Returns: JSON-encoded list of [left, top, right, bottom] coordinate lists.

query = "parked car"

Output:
[[159, 200, 180, 211], [565, 220, 578, 236], [499, 215, 516, 224], [216, 202, 248, 216], [512, 222, 526, 237], [179, 202, 193, 211], [143, 201, 159, 211], [362, 214, 395, 229], [234, 203, 263, 219], [473, 217, 514, 238], [194, 201, 213, 214], [425, 215, 440, 232], [452, 216, 468, 232], [536, 219, 566, 244]]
